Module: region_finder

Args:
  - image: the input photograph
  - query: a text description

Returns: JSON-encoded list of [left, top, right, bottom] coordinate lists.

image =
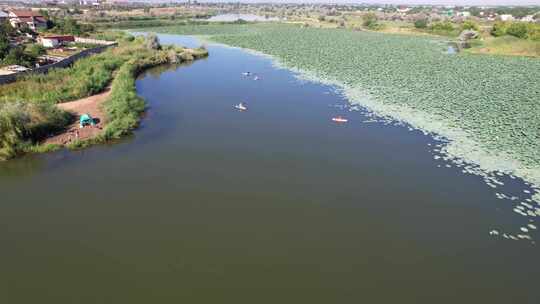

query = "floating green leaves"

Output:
[[149, 23, 540, 179]]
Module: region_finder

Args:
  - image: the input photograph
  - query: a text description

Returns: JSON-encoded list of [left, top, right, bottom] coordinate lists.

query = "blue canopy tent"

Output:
[[79, 114, 95, 128]]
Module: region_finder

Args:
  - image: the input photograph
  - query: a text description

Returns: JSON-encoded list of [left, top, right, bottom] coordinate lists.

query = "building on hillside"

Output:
[[0, 65, 29, 76], [0, 10, 9, 22], [396, 6, 410, 14], [80, 0, 101, 5], [499, 14, 514, 22], [8, 10, 47, 30], [40, 35, 75, 48], [457, 11, 471, 18], [521, 15, 535, 22], [442, 9, 454, 17]]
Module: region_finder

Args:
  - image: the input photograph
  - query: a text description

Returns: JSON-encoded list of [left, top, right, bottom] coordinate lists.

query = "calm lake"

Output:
[[0, 34, 538, 303]]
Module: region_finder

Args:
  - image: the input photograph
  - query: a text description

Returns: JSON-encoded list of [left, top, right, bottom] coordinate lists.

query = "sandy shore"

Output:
[[43, 89, 111, 146]]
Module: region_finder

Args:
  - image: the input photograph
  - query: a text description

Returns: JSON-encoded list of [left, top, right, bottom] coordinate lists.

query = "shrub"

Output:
[[430, 21, 454, 32], [362, 12, 379, 29], [491, 22, 508, 37], [0, 102, 30, 160], [0, 20, 15, 37], [507, 22, 529, 39], [428, 21, 458, 36], [461, 20, 479, 31], [25, 44, 46, 58], [0, 36, 9, 60], [0, 49, 123, 104], [528, 23, 540, 41], [414, 18, 428, 29], [0, 102, 70, 160], [2, 46, 36, 68]]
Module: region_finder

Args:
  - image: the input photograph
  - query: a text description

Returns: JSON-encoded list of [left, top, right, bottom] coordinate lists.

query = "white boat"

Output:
[[332, 116, 348, 123], [235, 103, 248, 111]]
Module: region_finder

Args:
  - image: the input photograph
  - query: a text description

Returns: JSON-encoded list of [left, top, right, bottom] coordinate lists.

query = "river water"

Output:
[[0, 34, 538, 303]]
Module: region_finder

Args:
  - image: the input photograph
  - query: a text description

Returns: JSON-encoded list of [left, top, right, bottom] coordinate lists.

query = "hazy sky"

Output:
[[198, 0, 540, 5]]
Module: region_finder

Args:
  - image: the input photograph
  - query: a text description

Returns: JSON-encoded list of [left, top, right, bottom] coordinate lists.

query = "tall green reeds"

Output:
[[0, 33, 209, 159], [0, 102, 71, 160]]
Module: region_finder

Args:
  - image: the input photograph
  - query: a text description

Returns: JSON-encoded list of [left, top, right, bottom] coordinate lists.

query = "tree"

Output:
[[39, 9, 50, 20], [414, 18, 428, 29], [491, 22, 508, 37], [25, 44, 46, 58], [0, 38, 9, 60], [507, 22, 529, 39], [430, 21, 454, 32], [53, 18, 92, 36], [461, 20, 479, 31], [2, 46, 36, 68], [0, 21, 16, 60], [362, 12, 378, 28], [0, 20, 16, 37], [61, 18, 81, 35]]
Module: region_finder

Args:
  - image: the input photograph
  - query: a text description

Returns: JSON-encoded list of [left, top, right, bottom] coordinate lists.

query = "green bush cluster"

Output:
[[491, 22, 508, 37], [491, 21, 540, 40], [51, 18, 94, 36], [414, 18, 428, 29], [461, 20, 480, 31], [0, 21, 44, 68], [362, 13, 382, 30], [0, 102, 71, 160], [0, 32, 209, 159], [0, 52, 123, 104], [428, 21, 458, 36]]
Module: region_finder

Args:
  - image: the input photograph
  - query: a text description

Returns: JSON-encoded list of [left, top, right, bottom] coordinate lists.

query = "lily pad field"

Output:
[[147, 23, 540, 194]]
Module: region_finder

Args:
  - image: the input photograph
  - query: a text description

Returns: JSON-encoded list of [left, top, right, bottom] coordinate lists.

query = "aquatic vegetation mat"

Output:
[[148, 23, 540, 187]]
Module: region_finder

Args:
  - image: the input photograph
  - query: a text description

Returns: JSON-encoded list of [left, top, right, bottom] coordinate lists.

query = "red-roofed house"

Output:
[[8, 10, 48, 31], [40, 35, 75, 47]]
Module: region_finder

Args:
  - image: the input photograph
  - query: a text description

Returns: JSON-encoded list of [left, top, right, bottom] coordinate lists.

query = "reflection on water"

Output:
[[141, 60, 198, 79], [0, 154, 44, 178], [447, 42, 459, 54]]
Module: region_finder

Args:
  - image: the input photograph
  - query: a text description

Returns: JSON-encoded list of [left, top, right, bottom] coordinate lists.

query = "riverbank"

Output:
[[143, 24, 540, 201], [0, 32, 208, 160], [43, 88, 111, 146]]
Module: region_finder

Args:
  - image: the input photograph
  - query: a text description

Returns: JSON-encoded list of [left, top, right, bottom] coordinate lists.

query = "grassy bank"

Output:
[[465, 35, 540, 57], [70, 41, 208, 149], [0, 32, 208, 160]]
